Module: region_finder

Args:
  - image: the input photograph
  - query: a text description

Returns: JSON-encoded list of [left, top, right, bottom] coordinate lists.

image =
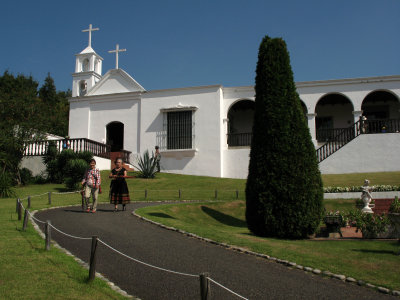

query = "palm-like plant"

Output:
[[134, 150, 157, 178]]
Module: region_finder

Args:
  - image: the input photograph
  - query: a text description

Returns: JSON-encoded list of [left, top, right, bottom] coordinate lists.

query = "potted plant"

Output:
[[388, 196, 400, 239], [324, 211, 345, 237]]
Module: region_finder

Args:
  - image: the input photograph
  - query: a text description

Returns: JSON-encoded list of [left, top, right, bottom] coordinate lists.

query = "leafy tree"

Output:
[[245, 36, 323, 239], [0, 71, 44, 185], [0, 71, 70, 190], [39, 73, 70, 137]]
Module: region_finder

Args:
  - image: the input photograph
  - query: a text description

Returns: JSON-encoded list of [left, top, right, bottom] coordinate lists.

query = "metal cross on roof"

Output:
[[82, 24, 99, 48], [108, 44, 127, 69]]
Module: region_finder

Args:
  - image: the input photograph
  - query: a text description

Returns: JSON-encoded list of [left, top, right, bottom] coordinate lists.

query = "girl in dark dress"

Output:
[[109, 158, 130, 211]]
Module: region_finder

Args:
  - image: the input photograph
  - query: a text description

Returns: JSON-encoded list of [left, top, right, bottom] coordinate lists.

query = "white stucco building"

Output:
[[68, 27, 400, 178]]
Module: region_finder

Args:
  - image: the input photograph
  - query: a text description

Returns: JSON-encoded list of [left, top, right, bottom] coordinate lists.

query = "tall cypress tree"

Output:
[[245, 36, 323, 239]]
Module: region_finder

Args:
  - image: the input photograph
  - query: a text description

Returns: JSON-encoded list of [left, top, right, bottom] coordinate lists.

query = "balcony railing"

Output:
[[24, 138, 111, 160], [227, 133, 252, 147], [317, 119, 400, 142]]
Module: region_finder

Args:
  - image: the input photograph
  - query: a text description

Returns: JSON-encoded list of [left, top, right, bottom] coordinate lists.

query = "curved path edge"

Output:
[[30, 205, 136, 299], [132, 203, 400, 297]]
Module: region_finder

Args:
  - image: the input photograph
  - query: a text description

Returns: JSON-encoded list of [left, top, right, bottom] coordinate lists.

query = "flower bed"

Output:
[[324, 185, 400, 193]]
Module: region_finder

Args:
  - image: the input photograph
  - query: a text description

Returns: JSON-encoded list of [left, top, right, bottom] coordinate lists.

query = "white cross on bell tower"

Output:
[[82, 24, 99, 48], [108, 44, 127, 69]]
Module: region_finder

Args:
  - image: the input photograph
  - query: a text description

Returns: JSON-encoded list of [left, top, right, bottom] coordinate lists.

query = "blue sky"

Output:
[[1, 0, 399, 92]]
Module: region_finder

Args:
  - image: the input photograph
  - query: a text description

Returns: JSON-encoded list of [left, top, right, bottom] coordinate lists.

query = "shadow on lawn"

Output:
[[351, 249, 399, 255], [148, 212, 176, 219], [201, 206, 246, 228]]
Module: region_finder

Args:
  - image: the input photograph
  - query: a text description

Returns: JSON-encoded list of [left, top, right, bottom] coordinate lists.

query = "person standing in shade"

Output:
[[109, 158, 130, 211], [81, 159, 101, 213], [155, 146, 161, 172]]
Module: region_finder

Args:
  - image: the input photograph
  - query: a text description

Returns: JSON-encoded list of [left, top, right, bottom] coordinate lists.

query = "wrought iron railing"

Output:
[[24, 138, 111, 160], [316, 118, 400, 162], [316, 127, 348, 142], [363, 118, 400, 134], [227, 132, 252, 147], [316, 120, 361, 163]]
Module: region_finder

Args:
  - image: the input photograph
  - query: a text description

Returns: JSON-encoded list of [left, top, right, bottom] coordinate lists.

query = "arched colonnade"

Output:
[[226, 89, 400, 147]]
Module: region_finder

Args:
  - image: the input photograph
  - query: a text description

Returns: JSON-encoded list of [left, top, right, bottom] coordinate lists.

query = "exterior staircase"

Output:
[[110, 152, 134, 171], [316, 118, 400, 163]]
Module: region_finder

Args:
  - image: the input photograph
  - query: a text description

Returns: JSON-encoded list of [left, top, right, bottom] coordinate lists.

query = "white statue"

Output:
[[361, 179, 373, 214]]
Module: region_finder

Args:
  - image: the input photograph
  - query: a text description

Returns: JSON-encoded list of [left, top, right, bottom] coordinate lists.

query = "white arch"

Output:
[[362, 89, 400, 105], [226, 98, 255, 116], [314, 92, 354, 114]]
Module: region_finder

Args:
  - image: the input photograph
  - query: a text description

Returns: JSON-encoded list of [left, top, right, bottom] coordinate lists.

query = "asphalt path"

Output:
[[36, 203, 395, 300]]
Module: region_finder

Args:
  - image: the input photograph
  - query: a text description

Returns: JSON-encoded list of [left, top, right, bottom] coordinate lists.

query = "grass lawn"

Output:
[[0, 192, 127, 300], [2, 171, 399, 298], [321, 171, 400, 187], [136, 201, 400, 291]]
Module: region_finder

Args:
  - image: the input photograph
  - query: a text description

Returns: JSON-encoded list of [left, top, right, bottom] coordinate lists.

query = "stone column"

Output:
[[306, 113, 318, 147]]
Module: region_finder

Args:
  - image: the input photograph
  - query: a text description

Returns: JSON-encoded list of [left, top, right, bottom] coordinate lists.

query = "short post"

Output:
[[45, 220, 51, 251], [215, 190, 218, 200], [179, 189, 181, 199], [236, 190, 239, 199], [199, 272, 210, 300], [89, 236, 98, 281], [28, 196, 31, 209], [23, 209, 29, 231], [16, 198, 20, 213], [48, 192, 52, 205], [18, 200, 22, 221], [145, 189, 148, 199], [81, 191, 85, 210]]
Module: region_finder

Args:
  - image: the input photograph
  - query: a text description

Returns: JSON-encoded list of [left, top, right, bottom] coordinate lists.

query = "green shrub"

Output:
[[347, 210, 390, 238], [245, 36, 323, 239], [64, 158, 88, 190], [19, 167, 33, 185], [389, 196, 400, 213], [43, 144, 93, 187], [77, 151, 94, 164], [134, 150, 157, 178], [0, 172, 16, 198], [33, 173, 47, 184]]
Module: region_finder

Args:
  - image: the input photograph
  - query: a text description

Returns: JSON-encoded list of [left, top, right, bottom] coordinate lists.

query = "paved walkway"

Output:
[[36, 203, 395, 300]]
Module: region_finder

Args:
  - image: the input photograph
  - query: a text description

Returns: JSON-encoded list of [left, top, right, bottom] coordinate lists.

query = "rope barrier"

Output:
[[26, 210, 47, 224], [49, 224, 92, 240], [53, 190, 81, 195], [27, 192, 48, 199], [98, 239, 198, 278], [208, 277, 249, 300], [16, 192, 248, 299]]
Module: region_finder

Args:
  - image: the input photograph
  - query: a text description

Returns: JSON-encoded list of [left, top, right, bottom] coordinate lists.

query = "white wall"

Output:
[[69, 93, 141, 154], [69, 100, 90, 138], [319, 133, 400, 174], [21, 157, 46, 176], [223, 148, 250, 179], [141, 85, 223, 177]]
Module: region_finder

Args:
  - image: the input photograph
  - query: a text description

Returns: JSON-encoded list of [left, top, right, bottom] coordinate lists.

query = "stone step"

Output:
[[372, 198, 394, 215]]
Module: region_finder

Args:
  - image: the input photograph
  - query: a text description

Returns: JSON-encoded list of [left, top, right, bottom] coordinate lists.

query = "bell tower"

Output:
[[72, 24, 103, 97]]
